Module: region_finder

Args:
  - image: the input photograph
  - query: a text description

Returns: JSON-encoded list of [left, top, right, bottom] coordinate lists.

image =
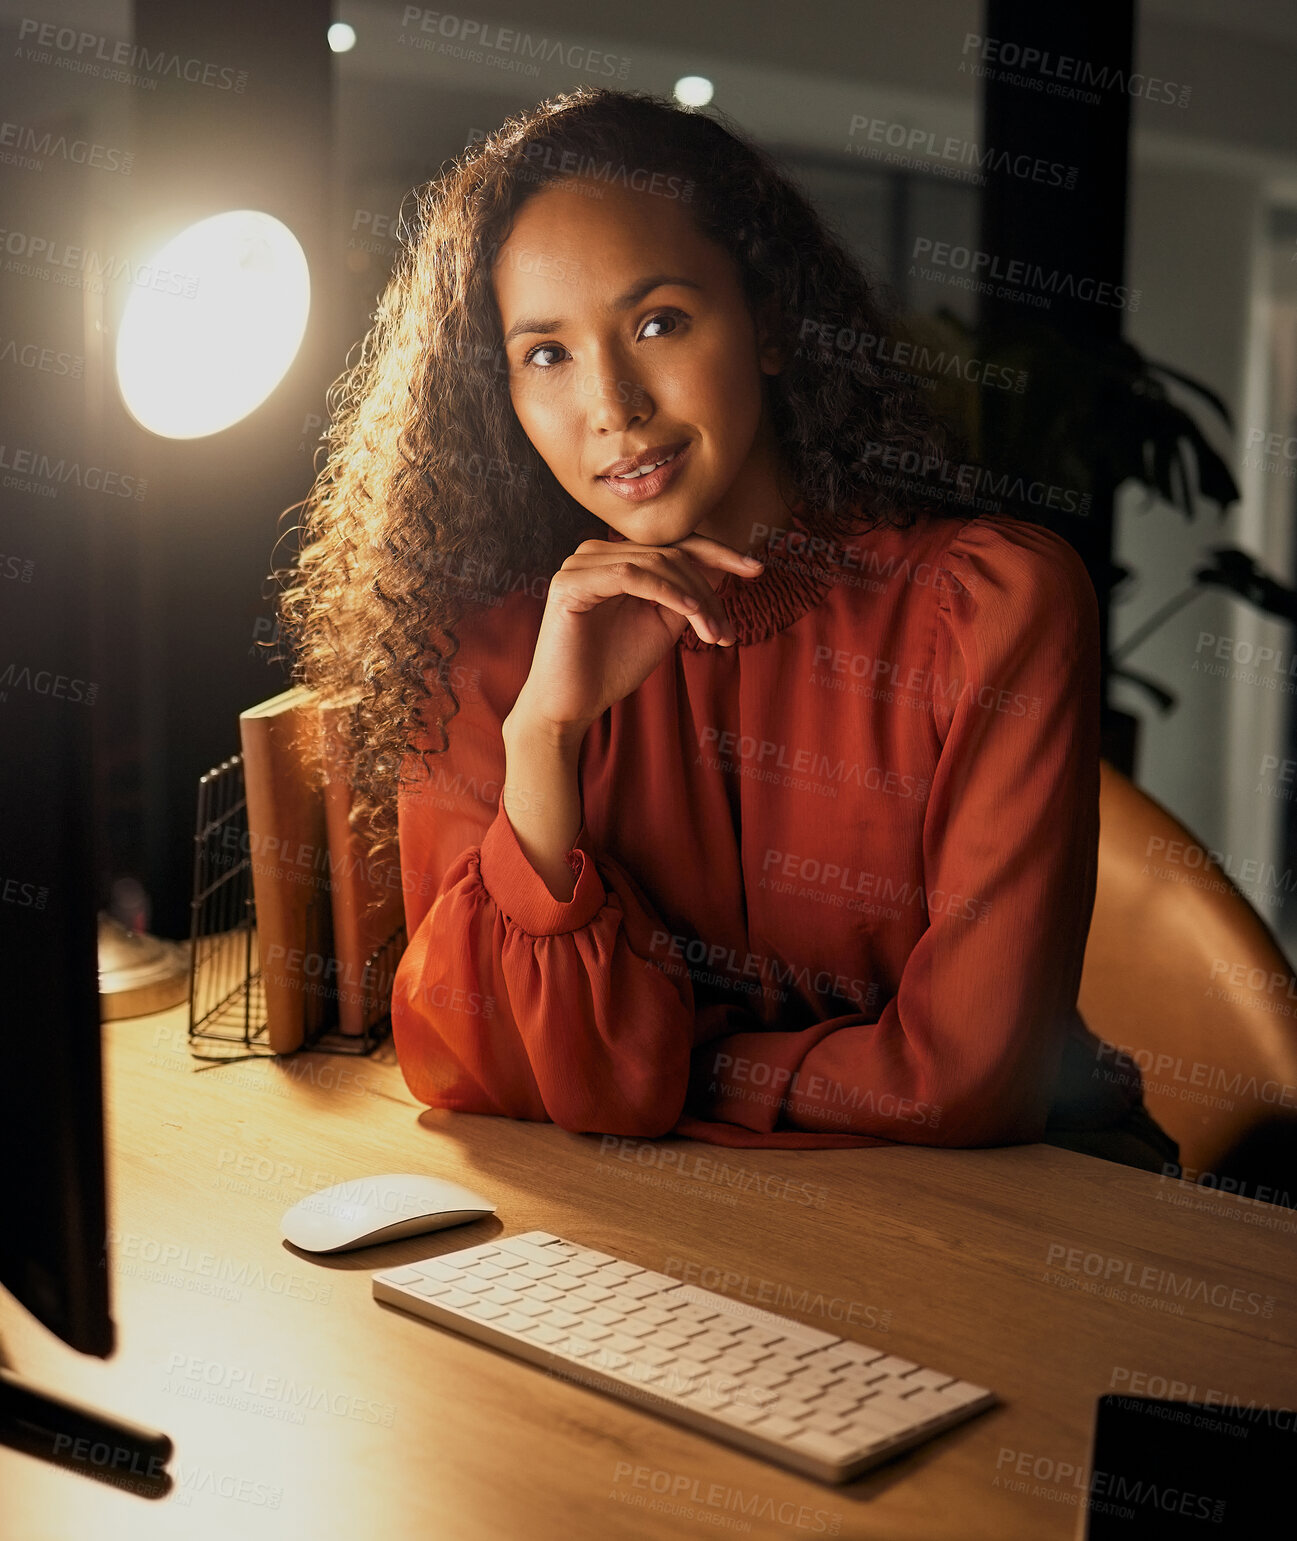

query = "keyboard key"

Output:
[[496, 1238, 569, 1267], [541, 1309, 584, 1330], [631, 1271, 682, 1293], [868, 1355, 919, 1378], [623, 1360, 670, 1387], [679, 1382, 732, 1412], [618, 1278, 667, 1300], [443, 1244, 506, 1267], [831, 1342, 889, 1367], [462, 1299, 508, 1320], [714, 1401, 769, 1427], [937, 1380, 991, 1409], [753, 1414, 802, 1441], [788, 1429, 860, 1465], [865, 1393, 925, 1425], [628, 1344, 677, 1368], [796, 1369, 844, 1392], [899, 1389, 956, 1422], [405, 1279, 453, 1298], [421, 1262, 468, 1282], [733, 1326, 785, 1348], [901, 1368, 956, 1392], [676, 1341, 722, 1364], [803, 1409, 852, 1435], [376, 1267, 430, 1286]]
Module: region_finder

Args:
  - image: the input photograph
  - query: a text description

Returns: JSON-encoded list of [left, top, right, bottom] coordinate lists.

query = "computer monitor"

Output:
[[0, 654, 111, 1357], [0, 524, 171, 1474]]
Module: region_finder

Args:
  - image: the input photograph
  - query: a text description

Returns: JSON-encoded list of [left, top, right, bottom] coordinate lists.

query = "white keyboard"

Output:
[[373, 1230, 996, 1483]]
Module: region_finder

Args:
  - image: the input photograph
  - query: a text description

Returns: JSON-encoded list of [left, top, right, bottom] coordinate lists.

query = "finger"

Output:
[[556, 561, 737, 645], [565, 548, 732, 642], [670, 533, 767, 572], [579, 534, 764, 575]]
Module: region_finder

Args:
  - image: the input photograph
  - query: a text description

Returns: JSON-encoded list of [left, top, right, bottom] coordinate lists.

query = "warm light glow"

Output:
[[328, 22, 357, 53], [115, 211, 310, 439], [673, 75, 714, 108]]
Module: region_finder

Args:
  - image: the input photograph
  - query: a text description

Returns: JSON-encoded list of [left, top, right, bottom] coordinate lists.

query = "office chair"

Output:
[[1078, 760, 1297, 1178]]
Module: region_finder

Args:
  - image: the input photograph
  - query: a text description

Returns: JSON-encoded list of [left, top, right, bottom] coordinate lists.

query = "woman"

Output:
[[278, 87, 1176, 1169]]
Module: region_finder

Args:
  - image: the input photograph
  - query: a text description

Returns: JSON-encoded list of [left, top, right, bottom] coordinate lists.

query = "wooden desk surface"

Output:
[[2, 1001, 1294, 1539]]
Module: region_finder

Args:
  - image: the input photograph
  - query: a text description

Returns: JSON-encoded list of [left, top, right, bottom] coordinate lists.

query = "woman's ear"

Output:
[[755, 294, 785, 376]]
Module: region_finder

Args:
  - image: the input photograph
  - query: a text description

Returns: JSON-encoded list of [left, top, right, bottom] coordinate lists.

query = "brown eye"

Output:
[[641, 311, 683, 338], [521, 342, 567, 369]]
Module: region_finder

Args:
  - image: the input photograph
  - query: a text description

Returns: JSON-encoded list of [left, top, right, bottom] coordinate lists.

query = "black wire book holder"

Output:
[[187, 753, 405, 1060]]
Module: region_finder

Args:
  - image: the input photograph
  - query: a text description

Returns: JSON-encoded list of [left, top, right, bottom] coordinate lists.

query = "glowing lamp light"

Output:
[[115, 210, 310, 440], [673, 75, 714, 108], [328, 22, 357, 53]]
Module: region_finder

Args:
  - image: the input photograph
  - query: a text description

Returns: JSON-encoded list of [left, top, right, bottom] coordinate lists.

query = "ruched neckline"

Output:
[[678, 499, 847, 649]]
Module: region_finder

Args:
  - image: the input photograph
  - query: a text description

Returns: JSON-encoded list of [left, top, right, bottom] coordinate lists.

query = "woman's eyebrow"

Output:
[[501, 273, 703, 345]]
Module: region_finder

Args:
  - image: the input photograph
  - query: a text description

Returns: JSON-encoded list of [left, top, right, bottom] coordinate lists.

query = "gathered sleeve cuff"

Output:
[[478, 804, 606, 934], [391, 797, 695, 1138]]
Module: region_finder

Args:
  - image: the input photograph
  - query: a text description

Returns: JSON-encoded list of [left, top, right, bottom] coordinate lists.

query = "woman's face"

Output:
[[491, 174, 784, 552]]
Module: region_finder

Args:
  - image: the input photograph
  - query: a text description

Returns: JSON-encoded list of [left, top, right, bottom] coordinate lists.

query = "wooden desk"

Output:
[[2, 999, 1294, 1539]]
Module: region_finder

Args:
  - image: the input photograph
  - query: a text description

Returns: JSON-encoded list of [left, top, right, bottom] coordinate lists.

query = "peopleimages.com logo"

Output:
[[959, 33, 1192, 109], [847, 113, 1079, 190], [398, 8, 630, 81], [15, 18, 249, 93], [910, 236, 1139, 312]]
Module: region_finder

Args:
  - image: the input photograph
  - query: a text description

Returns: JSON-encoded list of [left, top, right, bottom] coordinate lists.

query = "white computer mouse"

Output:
[[281, 1173, 496, 1253]]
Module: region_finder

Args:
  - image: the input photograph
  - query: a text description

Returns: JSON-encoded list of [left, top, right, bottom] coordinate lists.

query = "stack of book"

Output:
[[238, 688, 405, 1051]]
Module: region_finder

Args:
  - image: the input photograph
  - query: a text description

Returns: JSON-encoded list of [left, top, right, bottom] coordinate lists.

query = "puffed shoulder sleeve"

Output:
[[687, 513, 1103, 1146], [388, 599, 696, 1137]]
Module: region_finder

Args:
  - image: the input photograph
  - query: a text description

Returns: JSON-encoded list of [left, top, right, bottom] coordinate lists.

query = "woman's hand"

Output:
[[509, 534, 765, 738]]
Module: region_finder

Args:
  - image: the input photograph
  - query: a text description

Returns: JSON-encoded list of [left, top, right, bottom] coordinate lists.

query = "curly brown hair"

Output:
[[272, 85, 965, 877]]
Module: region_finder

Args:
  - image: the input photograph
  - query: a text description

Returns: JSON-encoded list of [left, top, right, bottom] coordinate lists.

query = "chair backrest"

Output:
[[1079, 760, 1297, 1176]]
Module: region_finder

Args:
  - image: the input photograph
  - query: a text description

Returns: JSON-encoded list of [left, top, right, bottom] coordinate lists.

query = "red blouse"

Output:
[[389, 507, 1107, 1150]]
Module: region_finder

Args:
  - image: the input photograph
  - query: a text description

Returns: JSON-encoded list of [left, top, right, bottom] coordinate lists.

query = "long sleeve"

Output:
[[390, 720, 699, 1138], [679, 518, 1102, 1148]]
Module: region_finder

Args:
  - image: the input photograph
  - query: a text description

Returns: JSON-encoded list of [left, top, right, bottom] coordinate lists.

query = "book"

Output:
[[318, 700, 406, 1036], [238, 686, 333, 1053]]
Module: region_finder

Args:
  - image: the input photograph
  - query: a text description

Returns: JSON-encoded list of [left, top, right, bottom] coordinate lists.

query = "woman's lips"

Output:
[[597, 441, 691, 502]]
